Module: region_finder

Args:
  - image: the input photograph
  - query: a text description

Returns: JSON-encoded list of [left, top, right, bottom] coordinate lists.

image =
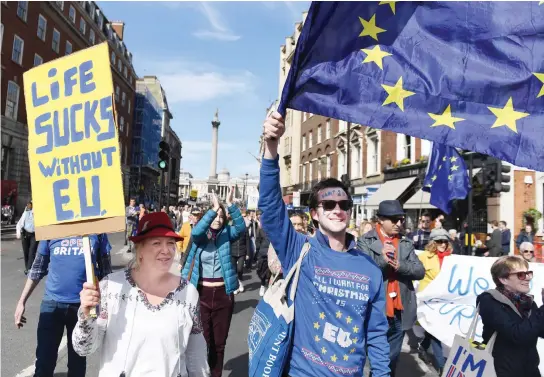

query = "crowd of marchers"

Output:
[[11, 112, 544, 377]]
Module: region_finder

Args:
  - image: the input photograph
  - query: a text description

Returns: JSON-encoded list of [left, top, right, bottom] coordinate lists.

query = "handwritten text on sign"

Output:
[[24, 42, 125, 228]]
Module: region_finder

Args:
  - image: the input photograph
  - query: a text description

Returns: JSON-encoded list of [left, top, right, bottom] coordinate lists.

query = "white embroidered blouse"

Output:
[[72, 269, 210, 377]]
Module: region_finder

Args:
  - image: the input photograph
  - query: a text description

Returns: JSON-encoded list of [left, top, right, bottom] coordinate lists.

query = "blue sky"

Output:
[[98, 1, 310, 179]]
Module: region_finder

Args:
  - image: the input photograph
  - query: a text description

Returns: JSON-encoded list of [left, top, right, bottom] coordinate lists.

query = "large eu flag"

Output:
[[422, 143, 470, 214], [279, 2, 544, 171]]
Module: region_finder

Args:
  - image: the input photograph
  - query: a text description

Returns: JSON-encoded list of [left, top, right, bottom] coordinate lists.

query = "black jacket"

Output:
[[230, 224, 250, 258], [488, 228, 503, 257], [255, 227, 270, 259], [476, 289, 544, 377]]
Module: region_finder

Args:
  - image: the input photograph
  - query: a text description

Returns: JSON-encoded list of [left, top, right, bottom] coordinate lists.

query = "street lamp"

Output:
[[243, 173, 249, 207]]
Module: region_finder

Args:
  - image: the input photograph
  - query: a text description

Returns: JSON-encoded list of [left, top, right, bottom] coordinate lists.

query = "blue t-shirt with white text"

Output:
[[38, 235, 111, 303]]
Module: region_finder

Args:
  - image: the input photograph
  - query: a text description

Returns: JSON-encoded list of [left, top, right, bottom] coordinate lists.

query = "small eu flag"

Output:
[[422, 143, 470, 214], [279, 2, 544, 171]]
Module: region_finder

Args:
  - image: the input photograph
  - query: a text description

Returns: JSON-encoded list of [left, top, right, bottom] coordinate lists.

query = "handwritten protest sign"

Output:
[[23, 42, 125, 240], [416, 255, 544, 374]]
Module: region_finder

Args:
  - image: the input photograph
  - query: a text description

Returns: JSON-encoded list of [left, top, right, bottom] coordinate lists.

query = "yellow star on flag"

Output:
[[488, 97, 529, 133], [361, 45, 392, 70], [314, 322, 320, 330], [319, 312, 325, 320], [314, 335, 321, 342], [431, 175, 437, 182], [350, 348, 356, 354], [533, 73, 544, 98], [321, 347, 327, 354], [442, 156, 447, 161], [346, 316, 353, 324], [336, 311, 342, 318], [352, 325, 360, 333], [451, 165, 459, 172], [343, 355, 349, 361], [448, 174, 453, 181], [428, 105, 465, 129], [450, 156, 458, 163], [352, 336, 359, 343], [379, 1, 396, 14], [359, 15, 386, 41], [540, 1, 544, 5], [331, 354, 338, 362], [381, 77, 415, 112]]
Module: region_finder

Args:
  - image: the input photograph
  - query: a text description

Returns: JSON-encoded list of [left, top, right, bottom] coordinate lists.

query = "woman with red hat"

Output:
[[181, 187, 246, 377], [71, 212, 210, 377]]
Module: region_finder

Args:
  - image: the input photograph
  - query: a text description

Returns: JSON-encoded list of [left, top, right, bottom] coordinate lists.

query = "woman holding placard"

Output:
[[72, 212, 210, 377], [476, 256, 544, 377]]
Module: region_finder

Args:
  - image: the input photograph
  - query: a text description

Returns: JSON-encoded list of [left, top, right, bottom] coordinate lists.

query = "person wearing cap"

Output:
[[72, 212, 210, 377], [358, 199, 425, 377], [416, 228, 453, 374], [177, 208, 203, 254], [181, 187, 245, 377]]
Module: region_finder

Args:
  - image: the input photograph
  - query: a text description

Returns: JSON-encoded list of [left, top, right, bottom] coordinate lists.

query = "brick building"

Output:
[[1, 1, 137, 213]]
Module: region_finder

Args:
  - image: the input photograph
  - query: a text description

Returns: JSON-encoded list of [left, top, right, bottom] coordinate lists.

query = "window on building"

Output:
[[89, 29, 95, 45], [65, 40, 72, 55], [117, 60, 122, 72], [124, 66, 127, 78], [319, 156, 326, 180], [127, 99, 131, 114], [122, 92, 126, 106], [338, 151, 345, 180], [302, 164, 307, 183], [11, 35, 24, 64], [5, 81, 20, 120], [98, 13, 103, 29], [115, 86, 119, 102], [404, 135, 412, 161], [126, 122, 129, 137], [367, 131, 379, 175], [302, 135, 306, 151], [37, 15, 47, 41], [79, 18, 86, 35], [69, 5, 76, 23], [56, 1, 64, 10], [309, 131, 313, 147], [33, 53, 43, 66], [309, 161, 314, 181], [326, 119, 331, 139], [120, 116, 124, 132], [326, 155, 331, 177], [317, 125, 322, 144], [52, 28, 60, 53], [16, 1, 28, 21], [111, 51, 115, 65], [88, 2, 95, 18]]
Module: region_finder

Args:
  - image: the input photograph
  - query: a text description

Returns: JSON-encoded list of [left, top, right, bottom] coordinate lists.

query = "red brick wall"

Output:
[[513, 170, 536, 234], [380, 130, 397, 171]]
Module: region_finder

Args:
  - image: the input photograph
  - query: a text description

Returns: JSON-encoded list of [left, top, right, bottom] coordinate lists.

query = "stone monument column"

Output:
[[209, 109, 220, 180]]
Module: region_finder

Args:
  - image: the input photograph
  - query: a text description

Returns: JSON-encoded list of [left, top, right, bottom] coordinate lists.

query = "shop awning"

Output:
[[365, 177, 418, 209], [403, 168, 481, 209]]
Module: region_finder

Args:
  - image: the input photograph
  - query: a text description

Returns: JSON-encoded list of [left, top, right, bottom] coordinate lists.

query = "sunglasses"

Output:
[[435, 239, 449, 245], [522, 250, 534, 254], [386, 216, 405, 224], [508, 271, 534, 280], [318, 200, 353, 211]]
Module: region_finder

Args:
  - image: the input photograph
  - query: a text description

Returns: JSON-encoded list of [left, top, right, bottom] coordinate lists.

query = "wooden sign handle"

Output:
[[82, 236, 97, 318]]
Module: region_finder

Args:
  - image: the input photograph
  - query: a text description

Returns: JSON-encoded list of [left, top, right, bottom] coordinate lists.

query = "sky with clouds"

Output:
[[98, 1, 310, 180]]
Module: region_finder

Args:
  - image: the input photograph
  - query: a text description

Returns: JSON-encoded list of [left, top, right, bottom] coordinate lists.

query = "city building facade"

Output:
[[1, 0, 137, 212]]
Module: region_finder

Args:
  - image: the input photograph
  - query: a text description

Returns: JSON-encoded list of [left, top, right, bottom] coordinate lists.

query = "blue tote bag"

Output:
[[248, 242, 310, 377]]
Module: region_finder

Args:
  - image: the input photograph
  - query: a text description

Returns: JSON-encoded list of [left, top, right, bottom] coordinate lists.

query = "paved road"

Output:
[[2, 233, 437, 377]]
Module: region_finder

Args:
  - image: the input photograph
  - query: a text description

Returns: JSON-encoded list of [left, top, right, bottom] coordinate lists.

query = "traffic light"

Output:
[[158, 141, 170, 171], [483, 161, 497, 195], [495, 161, 511, 193], [483, 159, 510, 194]]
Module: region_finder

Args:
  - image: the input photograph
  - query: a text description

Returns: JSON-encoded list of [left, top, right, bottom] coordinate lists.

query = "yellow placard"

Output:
[[23, 42, 125, 239], [190, 189, 198, 199]]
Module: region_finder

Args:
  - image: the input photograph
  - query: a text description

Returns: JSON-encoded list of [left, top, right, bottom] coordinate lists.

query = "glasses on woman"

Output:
[[508, 271, 534, 280], [435, 240, 449, 245], [522, 249, 534, 254]]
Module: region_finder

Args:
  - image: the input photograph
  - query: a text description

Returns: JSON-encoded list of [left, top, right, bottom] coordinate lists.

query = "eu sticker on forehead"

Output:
[[318, 188, 347, 200]]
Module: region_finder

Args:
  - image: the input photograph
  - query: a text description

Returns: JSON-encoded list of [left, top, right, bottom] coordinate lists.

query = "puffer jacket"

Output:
[[476, 289, 544, 377], [358, 229, 425, 331], [181, 205, 245, 295]]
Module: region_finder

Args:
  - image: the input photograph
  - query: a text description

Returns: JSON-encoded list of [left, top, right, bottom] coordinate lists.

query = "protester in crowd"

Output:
[[358, 200, 425, 377], [177, 209, 203, 254], [516, 224, 535, 250], [267, 212, 306, 281], [416, 228, 452, 375], [125, 198, 139, 251], [181, 188, 245, 377], [412, 213, 432, 250], [477, 255, 544, 377], [434, 214, 445, 229], [448, 229, 464, 255], [14, 234, 112, 377], [488, 220, 503, 257], [259, 112, 390, 377], [72, 212, 209, 377], [519, 242, 536, 263], [255, 223, 272, 297], [139, 203, 148, 220], [16, 200, 37, 275], [499, 220, 511, 255], [245, 211, 258, 269], [230, 211, 250, 295], [359, 220, 374, 237]]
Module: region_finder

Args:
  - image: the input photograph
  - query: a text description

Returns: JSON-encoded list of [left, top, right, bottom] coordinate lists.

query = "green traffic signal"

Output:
[[158, 160, 167, 170]]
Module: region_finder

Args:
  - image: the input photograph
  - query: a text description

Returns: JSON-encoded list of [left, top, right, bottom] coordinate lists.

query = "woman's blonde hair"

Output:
[[359, 221, 373, 237], [490, 255, 529, 287], [424, 240, 452, 254]]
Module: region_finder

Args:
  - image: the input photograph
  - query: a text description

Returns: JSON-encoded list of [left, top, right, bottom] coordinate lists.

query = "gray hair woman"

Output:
[[476, 255, 544, 377]]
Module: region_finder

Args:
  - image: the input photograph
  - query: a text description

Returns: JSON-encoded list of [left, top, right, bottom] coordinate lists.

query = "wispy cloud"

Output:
[[193, 2, 240, 42], [138, 57, 256, 104]]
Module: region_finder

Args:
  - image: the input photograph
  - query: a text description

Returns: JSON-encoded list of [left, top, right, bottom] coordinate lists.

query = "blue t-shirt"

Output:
[[38, 235, 111, 303]]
